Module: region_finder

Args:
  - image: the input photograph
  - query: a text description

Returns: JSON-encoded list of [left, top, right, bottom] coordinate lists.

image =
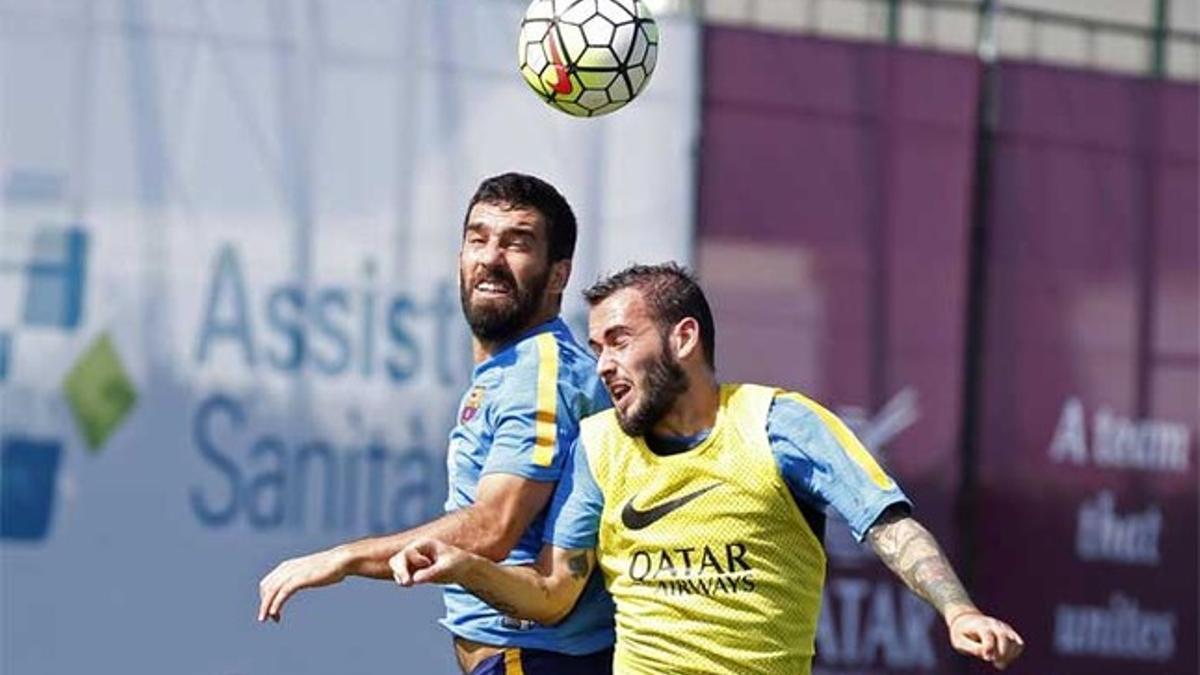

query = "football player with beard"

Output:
[[257, 173, 616, 675], [393, 263, 1024, 674]]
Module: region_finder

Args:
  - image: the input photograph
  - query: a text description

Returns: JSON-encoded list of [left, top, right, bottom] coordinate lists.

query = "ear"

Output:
[[671, 317, 702, 362], [548, 259, 571, 295]]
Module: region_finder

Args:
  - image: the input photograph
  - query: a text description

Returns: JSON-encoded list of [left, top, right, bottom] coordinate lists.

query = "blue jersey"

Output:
[[547, 390, 912, 550], [441, 317, 615, 655]]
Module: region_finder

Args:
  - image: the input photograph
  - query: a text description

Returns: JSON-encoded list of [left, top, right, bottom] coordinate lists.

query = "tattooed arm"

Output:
[[866, 505, 1025, 670], [390, 540, 594, 625], [865, 505, 976, 620]]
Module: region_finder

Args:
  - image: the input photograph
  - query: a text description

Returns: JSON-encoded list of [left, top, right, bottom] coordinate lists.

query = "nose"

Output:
[[595, 349, 616, 380], [464, 236, 504, 271], [477, 238, 505, 267]]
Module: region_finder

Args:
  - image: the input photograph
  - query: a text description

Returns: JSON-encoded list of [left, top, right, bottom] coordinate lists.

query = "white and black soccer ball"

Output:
[[518, 0, 659, 117]]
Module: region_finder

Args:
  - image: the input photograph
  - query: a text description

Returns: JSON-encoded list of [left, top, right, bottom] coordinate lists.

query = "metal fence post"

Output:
[[1151, 0, 1170, 77], [887, 0, 901, 42]]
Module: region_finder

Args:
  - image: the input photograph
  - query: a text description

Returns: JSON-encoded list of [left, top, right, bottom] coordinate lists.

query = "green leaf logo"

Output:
[[62, 333, 137, 452]]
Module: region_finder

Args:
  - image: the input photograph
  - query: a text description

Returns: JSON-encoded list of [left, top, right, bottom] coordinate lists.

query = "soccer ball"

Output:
[[518, 0, 659, 117]]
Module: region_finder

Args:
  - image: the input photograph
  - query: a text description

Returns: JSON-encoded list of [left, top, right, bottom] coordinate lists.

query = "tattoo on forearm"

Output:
[[867, 512, 972, 615], [567, 552, 591, 581]]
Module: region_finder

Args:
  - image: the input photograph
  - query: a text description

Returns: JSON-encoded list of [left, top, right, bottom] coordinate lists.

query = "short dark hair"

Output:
[[583, 262, 716, 369], [464, 172, 577, 263]]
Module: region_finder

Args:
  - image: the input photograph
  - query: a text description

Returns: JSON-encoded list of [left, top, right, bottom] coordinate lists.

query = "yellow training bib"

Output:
[[581, 384, 826, 674]]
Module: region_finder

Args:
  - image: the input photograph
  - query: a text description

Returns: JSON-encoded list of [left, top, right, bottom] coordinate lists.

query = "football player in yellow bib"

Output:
[[394, 263, 1024, 674]]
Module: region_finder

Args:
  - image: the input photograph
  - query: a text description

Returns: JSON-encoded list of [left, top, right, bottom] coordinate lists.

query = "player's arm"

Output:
[[256, 474, 553, 622], [260, 338, 572, 622], [391, 435, 606, 625], [392, 540, 593, 626], [769, 392, 1023, 670], [865, 506, 1024, 670]]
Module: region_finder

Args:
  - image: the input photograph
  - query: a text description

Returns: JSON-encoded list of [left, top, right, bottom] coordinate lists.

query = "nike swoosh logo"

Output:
[[546, 31, 572, 95], [621, 483, 720, 530]]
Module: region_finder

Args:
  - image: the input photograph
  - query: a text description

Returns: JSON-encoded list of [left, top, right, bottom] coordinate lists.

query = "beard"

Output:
[[615, 338, 689, 438], [460, 263, 550, 344]]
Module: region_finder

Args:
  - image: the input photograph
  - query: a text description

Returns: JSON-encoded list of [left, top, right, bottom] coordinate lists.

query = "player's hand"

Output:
[[391, 538, 473, 587], [948, 611, 1024, 670], [257, 548, 350, 623]]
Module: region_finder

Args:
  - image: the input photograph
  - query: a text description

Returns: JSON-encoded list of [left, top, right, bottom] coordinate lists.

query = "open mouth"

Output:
[[473, 279, 513, 298], [609, 382, 633, 406]]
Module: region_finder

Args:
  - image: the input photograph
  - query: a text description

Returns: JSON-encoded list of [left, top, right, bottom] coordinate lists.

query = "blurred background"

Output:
[[1, 1, 1195, 673]]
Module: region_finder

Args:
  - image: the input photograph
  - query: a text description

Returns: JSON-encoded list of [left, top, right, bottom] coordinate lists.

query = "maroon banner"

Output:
[[699, 26, 980, 673], [973, 64, 1198, 674]]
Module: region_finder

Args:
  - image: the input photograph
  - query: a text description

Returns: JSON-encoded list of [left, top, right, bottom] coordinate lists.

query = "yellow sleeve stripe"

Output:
[[532, 332, 560, 467], [503, 648, 525, 675], [780, 392, 895, 490]]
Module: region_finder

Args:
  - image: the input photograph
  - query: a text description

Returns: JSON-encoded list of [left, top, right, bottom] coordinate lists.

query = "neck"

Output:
[[650, 371, 720, 437], [471, 305, 559, 364]]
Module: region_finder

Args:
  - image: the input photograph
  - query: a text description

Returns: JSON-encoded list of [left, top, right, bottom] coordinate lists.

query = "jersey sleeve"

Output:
[[768, 393, 912, 542], [543, 438, 604, 550], [481, 334, 576, 482]]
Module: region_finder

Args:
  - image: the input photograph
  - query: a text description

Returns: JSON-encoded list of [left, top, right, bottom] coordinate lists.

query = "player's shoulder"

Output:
[[543, 321, 600, 377], [767, 388, 872, 460], [768, 388, 835, 432], [577, 408, 621, 479], [491, 320, 605, 400], [502, 320, 589, 373]]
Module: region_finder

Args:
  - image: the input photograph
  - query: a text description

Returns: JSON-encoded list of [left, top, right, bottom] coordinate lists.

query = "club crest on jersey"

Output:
[[460, 386, 486, 423]]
